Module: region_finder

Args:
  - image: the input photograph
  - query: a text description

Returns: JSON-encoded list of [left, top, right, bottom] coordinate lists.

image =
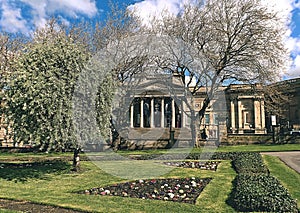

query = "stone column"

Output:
[[172, 99, 176, 128], [150, 98, 154, 128], [181, 101, 185, 128], [130, 104, 134, 128], [230, 100, 236, 132], [238, 99, 243, 134], [140, 99, 144, 128], [254, 99, 262, 133], [261, 100, 266, 131], [161, 98, 164, 128]]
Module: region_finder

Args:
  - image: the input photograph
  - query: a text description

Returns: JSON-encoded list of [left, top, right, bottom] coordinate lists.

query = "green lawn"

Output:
[[0, 157, 236, 212], [217, 143, 300, 152], [114, 143, 300, 156], [0, 143, 299, 213], [0, 210, 18, 213]]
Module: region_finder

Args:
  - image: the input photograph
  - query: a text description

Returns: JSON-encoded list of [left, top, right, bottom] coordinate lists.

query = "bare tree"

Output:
[[136, 0, 290, 143]]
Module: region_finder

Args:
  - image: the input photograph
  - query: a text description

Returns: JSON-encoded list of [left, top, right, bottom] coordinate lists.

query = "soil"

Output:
[[0, 199, 85, 213], [81, 177, 212, 204]]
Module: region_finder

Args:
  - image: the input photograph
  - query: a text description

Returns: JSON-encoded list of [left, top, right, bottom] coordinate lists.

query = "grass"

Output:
[[0, 143, 299, 212], [0, 156, 236, 212], [114, 143, 300, 156], [217, 143, 300, 152], [263, 155, 300, 208], [0, 210, 18, 213], [0, 143, 298, 160]]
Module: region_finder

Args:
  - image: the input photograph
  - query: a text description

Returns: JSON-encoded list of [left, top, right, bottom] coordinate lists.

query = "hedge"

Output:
[[228, 152, 298, 212], [232, 152, 269, 174], [228, 174, 298, 212]]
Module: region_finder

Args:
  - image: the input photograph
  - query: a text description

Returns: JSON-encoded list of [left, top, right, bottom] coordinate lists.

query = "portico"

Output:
[[227, 84, 266, 134], [130, 97, 183, 129]]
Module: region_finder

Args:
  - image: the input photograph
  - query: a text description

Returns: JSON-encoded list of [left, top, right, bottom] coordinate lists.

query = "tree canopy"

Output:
[[6, 20, 89, 151]]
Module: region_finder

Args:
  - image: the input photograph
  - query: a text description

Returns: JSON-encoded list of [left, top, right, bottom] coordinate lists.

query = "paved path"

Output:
[[262, 151, 300, 174]]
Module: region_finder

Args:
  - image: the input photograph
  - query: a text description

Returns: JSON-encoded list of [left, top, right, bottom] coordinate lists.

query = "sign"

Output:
[[271, 115, 276, 126]]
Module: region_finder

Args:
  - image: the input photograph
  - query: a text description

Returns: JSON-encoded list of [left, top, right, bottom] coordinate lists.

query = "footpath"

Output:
[[262, 151, 300, 174]]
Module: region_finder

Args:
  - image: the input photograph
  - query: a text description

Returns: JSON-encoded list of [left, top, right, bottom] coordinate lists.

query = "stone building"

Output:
[[1, 75, 300, 148], [118, 75, 300, 149], [280, 78, 300, 132]]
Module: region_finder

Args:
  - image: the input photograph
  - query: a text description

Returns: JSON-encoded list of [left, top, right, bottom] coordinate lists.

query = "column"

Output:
[[172, 99, 176, 128], [161, 98, 164, 128], [254, 99, 262, 133], [150, 98, 154, 128], [238, 99, 243, 133], [181, 101, 185, 128], [140, 99, 144, 128], [261, 100, 266, 131], [230, 100, 235, 131], [130, 104, 134, 128]]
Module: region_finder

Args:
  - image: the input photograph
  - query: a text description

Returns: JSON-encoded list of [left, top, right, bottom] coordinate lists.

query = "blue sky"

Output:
[[0, 0, 300, 79]]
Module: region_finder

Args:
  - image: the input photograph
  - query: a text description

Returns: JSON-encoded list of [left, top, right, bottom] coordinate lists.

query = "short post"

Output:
[[271, 115, 276, 144]]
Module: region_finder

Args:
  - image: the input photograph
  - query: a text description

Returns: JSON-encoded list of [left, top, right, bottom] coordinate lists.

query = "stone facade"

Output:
[[225, 84, 266, 134], [1, 76, 300, 148], [280, 78, 300, 131], [119, 76, 300, 148]]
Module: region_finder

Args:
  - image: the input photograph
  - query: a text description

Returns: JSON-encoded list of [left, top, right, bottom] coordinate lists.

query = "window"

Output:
[[213, 114, 218, 125], [205, 114, 210, 124]]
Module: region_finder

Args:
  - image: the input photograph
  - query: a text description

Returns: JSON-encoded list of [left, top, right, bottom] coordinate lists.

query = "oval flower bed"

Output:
[[82, 177, 212, 204], [163, 161, 220, 171]]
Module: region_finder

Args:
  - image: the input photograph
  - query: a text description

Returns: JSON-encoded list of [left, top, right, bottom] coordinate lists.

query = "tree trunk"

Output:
[[190, 110, 198, 147], [72, 147, 80, 172]]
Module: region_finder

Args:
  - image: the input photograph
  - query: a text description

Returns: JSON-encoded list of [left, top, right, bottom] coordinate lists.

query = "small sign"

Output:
[[271, 115, 276, 126]]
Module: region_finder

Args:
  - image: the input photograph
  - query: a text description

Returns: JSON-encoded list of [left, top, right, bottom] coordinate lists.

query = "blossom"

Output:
[[82, 177, 212, 204]]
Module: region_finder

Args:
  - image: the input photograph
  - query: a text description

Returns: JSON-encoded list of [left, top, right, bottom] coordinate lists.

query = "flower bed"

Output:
[[162, 161, 220, 171], [82, 177, 212, 204]]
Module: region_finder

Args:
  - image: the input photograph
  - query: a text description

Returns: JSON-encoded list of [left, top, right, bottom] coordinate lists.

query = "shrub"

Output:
[[127, 152, 251, 161], [229, 174, 298, 212], [232, 152, 269, 174]]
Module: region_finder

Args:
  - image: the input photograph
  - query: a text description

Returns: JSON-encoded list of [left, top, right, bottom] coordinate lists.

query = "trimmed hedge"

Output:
[[127, 152, 251, 161], [229, 174, 298, 212], [228, 152, 299, 212], [232, 152, 269, 174]]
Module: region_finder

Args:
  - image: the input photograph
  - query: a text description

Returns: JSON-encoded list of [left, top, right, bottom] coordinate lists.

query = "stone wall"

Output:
[[224, 134, 300, 145]]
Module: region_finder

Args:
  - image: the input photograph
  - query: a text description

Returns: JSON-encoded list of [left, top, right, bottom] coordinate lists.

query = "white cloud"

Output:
[[20, 0, 47, 29], [21, 0, 97, 27], [129, 0, 300, 79], [0, 0, 98, 34], [289, 55, 300, 78], [293, 0, 300, 8], [286, 36, 300, 56], [263, 0, 293, 19], [52, 0, 98, 18], [0, 1, 29, 34], [266, 0, 300, 78], [286, 35, 300, 78], [21, 0, 97, 18], [128, 0, 198, 26]]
